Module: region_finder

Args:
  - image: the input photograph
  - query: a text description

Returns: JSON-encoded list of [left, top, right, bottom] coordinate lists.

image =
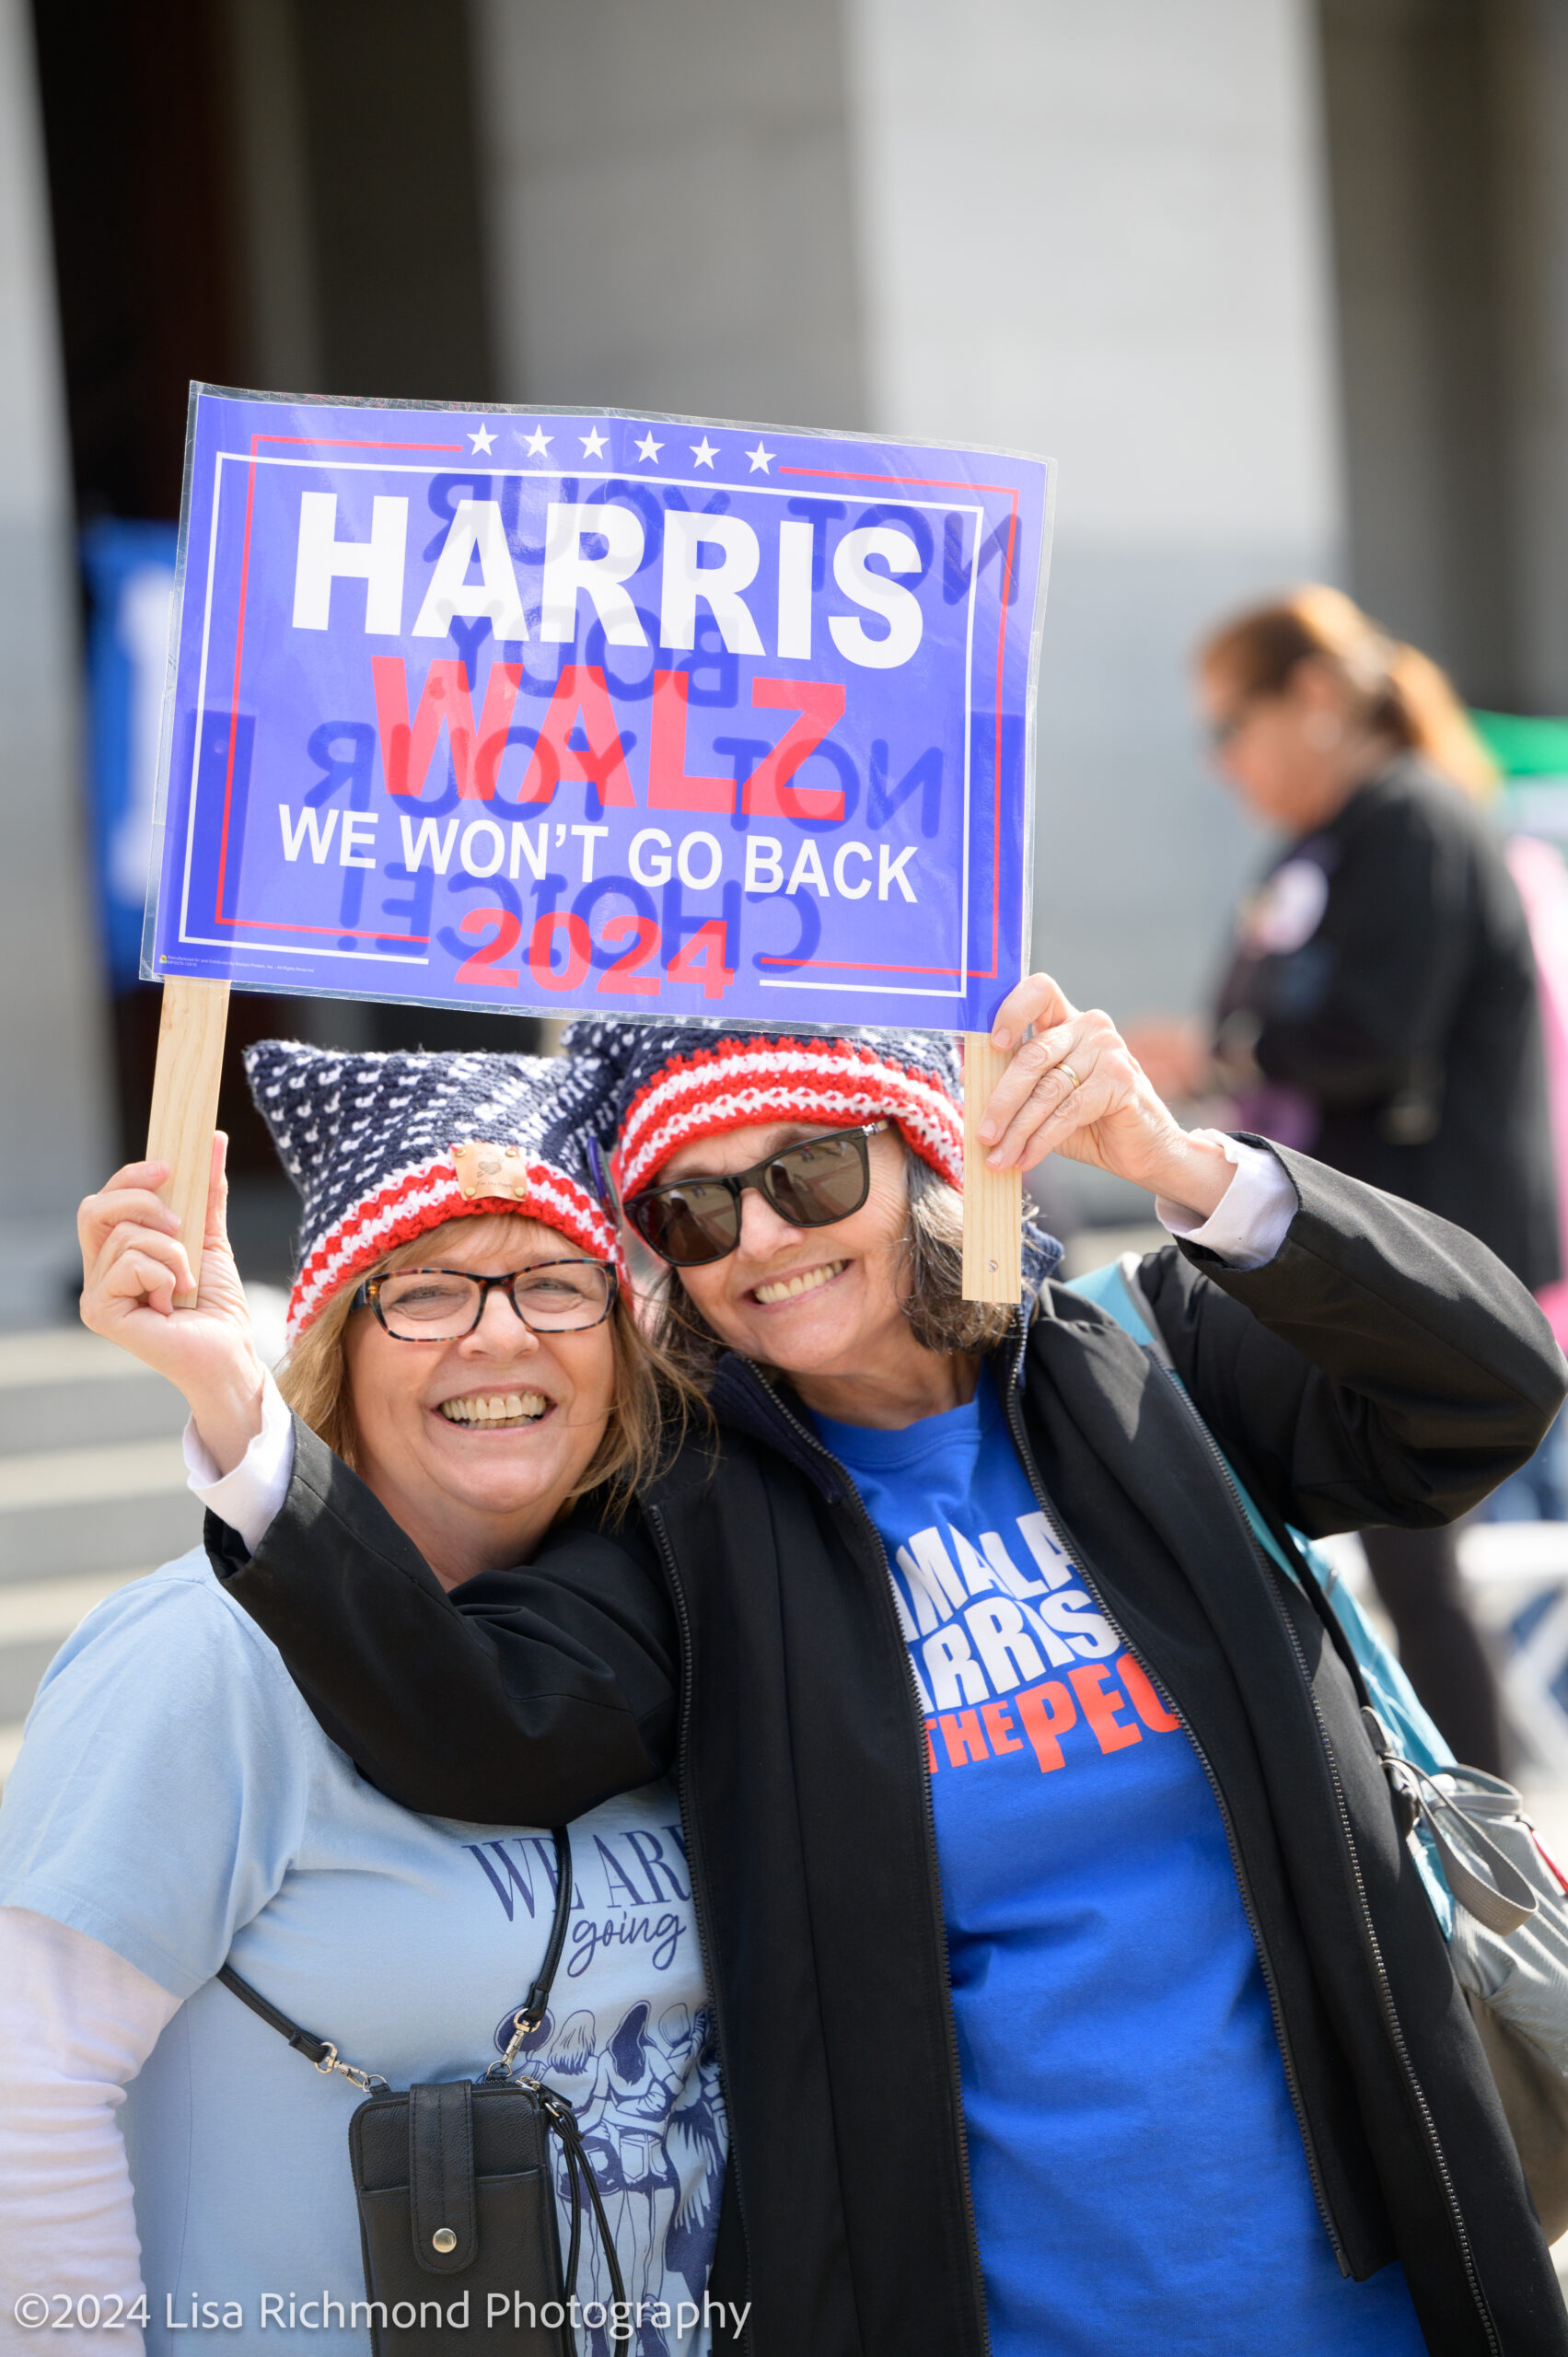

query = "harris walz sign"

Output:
[[145, 389, 1052, 1036]]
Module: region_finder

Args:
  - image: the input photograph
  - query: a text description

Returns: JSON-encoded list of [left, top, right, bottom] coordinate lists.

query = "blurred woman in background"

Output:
[[1136, 586, 1560, 1774]]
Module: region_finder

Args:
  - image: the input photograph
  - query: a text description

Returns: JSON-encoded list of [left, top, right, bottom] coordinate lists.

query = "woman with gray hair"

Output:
[[172, 984, 1564, 2357]]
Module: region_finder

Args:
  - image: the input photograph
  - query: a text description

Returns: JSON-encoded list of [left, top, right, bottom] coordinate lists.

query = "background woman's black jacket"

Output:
[[1215, 755, 1561, 1289], [207, 1152, 1568, 2357]]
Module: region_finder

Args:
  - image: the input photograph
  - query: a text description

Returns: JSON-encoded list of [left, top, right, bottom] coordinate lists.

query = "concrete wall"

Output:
[[222, 0, 322, 394], [470, 0, 865, 430], [1318, 0, 1517, 702], [1317, 0, 1568, 719], [846, 0, 1347, 1019], [469, 1, 1345, 1029], [0, 0, 111, 1323]]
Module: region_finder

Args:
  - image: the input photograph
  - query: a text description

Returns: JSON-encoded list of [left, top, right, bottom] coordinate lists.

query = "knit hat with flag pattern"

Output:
[[561, 1017, 965, 1199], [245, 1039, 624, 1341]]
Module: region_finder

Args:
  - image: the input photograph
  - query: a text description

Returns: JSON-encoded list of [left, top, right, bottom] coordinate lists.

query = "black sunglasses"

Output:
[[623, 1122, 889, 1267]]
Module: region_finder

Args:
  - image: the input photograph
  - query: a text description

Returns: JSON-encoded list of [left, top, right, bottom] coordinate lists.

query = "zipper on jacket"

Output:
[[646, 1502, 756, 2357], [735, 1370, 996, 2357], [1147, 1376, 1500, 2353], [994, 1322, 1356, 2281]]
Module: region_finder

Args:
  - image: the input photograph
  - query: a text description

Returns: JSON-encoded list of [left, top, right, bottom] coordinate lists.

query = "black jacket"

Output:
[[1214, 756, 1561, 1290], [209, 1152, 1568, 2356]]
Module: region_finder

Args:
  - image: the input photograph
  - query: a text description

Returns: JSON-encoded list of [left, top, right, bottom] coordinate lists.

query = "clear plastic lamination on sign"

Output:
[[143, 387, 1053, 1036]]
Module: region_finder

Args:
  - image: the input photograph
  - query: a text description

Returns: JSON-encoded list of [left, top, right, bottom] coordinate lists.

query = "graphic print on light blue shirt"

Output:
[[0, 1554, 727, 2357], [808, 1376, 1425, 2357]]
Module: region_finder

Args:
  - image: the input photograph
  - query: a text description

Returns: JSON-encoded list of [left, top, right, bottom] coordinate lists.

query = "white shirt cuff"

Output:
[[1155, 1132, 1298, 1271], [181, 1368, 296, 1554]]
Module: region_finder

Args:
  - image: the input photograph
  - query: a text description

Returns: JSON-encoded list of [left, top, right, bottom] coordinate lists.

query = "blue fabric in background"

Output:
[[82, 519, 178, 989], [1480, 1403, 1568, 1521]]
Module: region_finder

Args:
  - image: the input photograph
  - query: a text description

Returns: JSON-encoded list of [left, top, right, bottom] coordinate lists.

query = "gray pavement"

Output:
[[0, 1328, 200, 1783]]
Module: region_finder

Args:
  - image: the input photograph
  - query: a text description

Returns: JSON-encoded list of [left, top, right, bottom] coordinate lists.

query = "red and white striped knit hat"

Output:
[[245, 1041, 624, 1341], [562, 1019, 965, 1199]]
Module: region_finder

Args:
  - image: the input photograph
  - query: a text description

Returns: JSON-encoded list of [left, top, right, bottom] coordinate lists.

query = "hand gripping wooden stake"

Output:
[[961, 1032, 1023, 1303], [145, 979, 230, 1307]]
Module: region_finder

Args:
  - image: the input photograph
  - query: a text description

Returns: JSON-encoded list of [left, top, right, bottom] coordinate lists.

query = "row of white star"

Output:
[[462, 421, 775, 472]]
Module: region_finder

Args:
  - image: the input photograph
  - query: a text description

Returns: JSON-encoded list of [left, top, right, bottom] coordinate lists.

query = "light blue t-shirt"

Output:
[[808, 1377, 1426, 2357], [0, 1552, 728, 2357]]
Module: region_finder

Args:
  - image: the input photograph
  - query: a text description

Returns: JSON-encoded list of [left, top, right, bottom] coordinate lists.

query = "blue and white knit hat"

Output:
[[562, 1018, 965, 1199], [246, 1041, 624, 1340]]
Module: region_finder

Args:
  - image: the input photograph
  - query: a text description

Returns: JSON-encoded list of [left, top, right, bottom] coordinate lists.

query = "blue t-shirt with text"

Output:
[[808, 1376, 1424, 2357]]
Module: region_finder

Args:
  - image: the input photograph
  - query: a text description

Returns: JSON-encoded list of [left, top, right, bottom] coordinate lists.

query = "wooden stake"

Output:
[[145, 979, 230, 1307], [961, 1031, 1023, 1302]]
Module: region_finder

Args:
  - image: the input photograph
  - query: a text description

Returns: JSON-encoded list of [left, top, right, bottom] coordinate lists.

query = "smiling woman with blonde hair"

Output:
[[0, 1046, 727, 2357]]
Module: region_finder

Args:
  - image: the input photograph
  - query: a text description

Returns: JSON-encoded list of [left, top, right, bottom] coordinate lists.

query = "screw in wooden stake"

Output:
[[961, 1031, 1023, 1303], [145, 978, 230, 1307]]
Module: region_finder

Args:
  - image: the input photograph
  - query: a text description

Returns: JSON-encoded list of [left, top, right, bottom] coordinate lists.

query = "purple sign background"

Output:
[[145, 388, 1052, 1034]]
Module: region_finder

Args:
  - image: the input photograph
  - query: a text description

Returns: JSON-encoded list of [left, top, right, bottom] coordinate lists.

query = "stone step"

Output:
[[0, 1509, 194, 1734], [0, 1564, 156, 1643], [0, 1335, 220, 1788], [0, 1327, 188, 1456], [0, 1437, 201, 1583], [0, 1317, 281, 1795], [0, 1490, 203, 1586]]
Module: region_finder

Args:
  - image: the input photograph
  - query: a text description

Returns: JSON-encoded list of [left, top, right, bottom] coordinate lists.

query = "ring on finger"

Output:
[[1058, 1062, 1082, 1094]]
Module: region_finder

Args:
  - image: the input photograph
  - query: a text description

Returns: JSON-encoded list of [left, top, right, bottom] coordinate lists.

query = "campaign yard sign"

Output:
[[145, 389, 1052, 1035]]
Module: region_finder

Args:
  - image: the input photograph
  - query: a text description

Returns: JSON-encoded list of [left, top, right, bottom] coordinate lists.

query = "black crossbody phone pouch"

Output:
[[219, 1827, 624, 2354]]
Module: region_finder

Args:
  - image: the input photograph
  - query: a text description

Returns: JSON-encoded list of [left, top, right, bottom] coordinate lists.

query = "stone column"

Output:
[[0, 0, 111, 1326], [844, 0, 1346, 1016], [1492, 0, 1568, 714], [469, 0, 866, 428]]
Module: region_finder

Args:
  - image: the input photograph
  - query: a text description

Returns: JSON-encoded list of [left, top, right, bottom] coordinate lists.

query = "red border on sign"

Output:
[[755, 462, 1021, 981], [205, 435, 1025, 982], [211, 430, 464, 947]]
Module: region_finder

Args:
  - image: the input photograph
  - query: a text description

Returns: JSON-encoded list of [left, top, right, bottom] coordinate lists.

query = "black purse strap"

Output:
[[543, 2086, 629, 2313], [218, 1825, 574, 2091], [216, 1961, 340, 2071], [505, 1824, 575, 2049], [218, 1826, 626, 2314]]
